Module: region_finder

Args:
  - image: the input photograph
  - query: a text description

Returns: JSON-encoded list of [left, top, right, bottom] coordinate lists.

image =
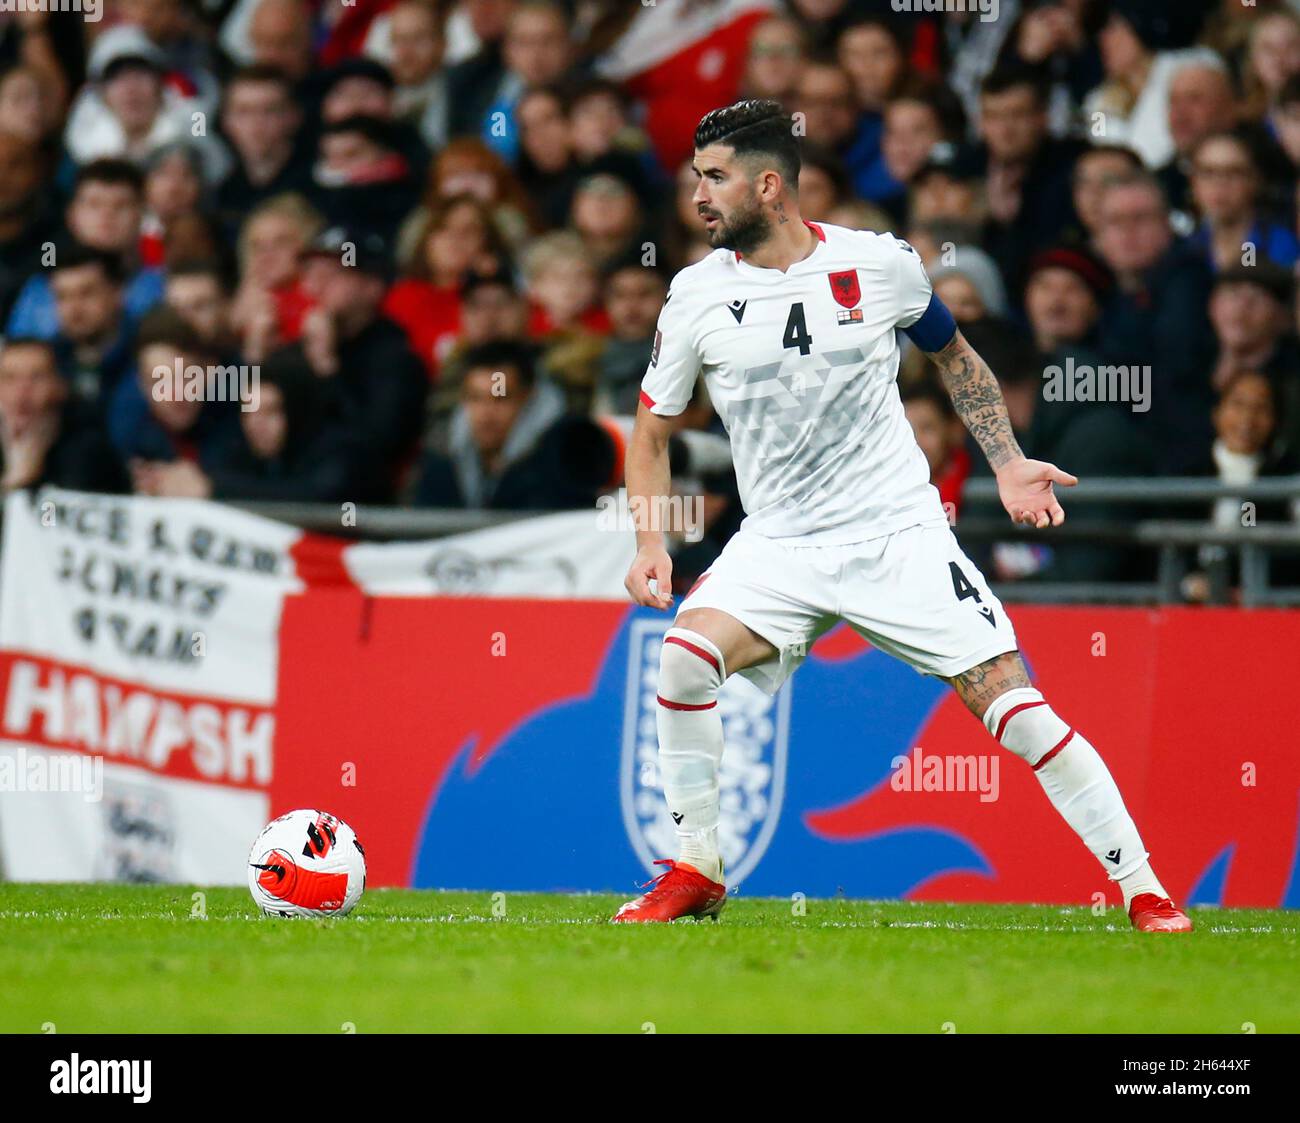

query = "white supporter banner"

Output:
[[0, 489, 304, 884], [344, 508, 637, 599]]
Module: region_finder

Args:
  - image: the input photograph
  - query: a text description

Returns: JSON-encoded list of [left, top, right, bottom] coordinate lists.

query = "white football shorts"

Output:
[[678, 518, 1019, 694]]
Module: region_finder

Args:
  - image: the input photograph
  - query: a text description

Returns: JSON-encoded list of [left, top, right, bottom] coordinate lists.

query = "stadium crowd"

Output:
[[1, 0, 1299, 591]]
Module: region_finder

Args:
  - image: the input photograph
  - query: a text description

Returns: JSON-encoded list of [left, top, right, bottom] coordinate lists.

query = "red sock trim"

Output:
[[664, 634, 721, 674], [657, 695, 717, 711], [1032, 728, 1075, 771], [994, 699, 1047, 742]]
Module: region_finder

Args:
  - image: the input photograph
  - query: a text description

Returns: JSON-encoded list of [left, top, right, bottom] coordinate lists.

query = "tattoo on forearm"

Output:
[[930, 332, 1023, 470]]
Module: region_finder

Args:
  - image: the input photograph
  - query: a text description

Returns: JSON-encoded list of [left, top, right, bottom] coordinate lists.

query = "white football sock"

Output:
[[655, 627, 726, 883], [984, 687, 1167, 904]]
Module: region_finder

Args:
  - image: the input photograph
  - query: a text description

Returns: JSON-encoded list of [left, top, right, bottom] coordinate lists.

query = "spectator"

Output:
[[1154, 59, 1238, 212], [0, 62, 61, 147], [141, 347, 360, 503], [961, 317, 1155, 583], [115, 305, 238, 476], [906, 146, 986, 232], [875, 84, 965, 220], [0, 337, 127, 494], [741, 14, 806, 104], [1187, 132, 1298, 272], [216, 64, 311, 233], [48, 244, 136, 409], [384, 194, 509, 378], [309, 114, 421, 244], [0, 134, 57, 324], [237, 0, 314, 86], [1208, 264, 1297, 394], [1094, 171, 1217, 473], [422, 136, 536, 249], [570, 172, 642, 267], [370, 0, 452, 150], [901, 378, 968, 517], [516, 84, 579, 229], [1241, 9, 1300, 121], [593, 260, 667, 416], [522, 230, 608, 338], [929, 246, 1008, 322], [164, 259, 235, 356], [796, 144, 849, 222], [63, 25, 225, 183], [1083, 5, 1221, 170], [791, 56, 862, 177], [464, 0, 572, 163], [294, 225, 428, 498], [229, 192, 323, 362], [835, 17, 907, 197], [140, 142, 206, 269], [1023, 246, 1112, 360], [1183, 370, 1300, 601], [413, 339, 613, 510], [973, 66, 1083, 298], [6, 158, 163, 339], [457, 267, 529, 349], [1063, 143, 1143, 252]]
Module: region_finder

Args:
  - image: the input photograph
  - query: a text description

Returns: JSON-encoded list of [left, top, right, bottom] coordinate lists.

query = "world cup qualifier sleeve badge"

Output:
[[829, 270, 863, 325]]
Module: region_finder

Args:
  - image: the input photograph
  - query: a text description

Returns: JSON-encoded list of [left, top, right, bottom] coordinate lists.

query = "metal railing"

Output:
[[224, 476, 1300, 608]]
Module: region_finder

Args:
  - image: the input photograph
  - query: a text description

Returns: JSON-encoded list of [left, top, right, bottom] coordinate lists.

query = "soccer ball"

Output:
[[247, 809, 366, 918]]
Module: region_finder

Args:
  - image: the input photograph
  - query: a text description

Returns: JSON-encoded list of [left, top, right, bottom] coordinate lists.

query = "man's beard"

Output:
[[703, 196, 771, 255]]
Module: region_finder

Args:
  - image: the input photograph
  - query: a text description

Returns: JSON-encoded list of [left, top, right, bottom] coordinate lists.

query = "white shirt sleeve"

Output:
[[884, 233, 934, 329], [639, 285, 700, 417]]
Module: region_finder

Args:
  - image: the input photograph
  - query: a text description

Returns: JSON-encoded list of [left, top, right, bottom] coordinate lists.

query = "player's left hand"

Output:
[[995, 457, 1078, 529]]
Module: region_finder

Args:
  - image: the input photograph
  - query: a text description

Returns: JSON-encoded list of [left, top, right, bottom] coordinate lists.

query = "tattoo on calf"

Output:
[[948, 652, 1031, 717]]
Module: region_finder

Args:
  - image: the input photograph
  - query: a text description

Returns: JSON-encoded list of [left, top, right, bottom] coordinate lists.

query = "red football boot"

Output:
[[1128, 893, 1194, 933], [611, 859, 727, 923]]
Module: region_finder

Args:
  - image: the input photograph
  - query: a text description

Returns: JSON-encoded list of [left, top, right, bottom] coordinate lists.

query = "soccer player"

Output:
[[614, 100, 1191, 933]]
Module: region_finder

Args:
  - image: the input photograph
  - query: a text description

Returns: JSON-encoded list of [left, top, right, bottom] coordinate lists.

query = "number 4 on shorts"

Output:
[[949, 560, 982, 603]]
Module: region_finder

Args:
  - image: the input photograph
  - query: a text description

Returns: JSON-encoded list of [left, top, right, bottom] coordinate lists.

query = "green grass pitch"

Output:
[[2, 884, 1298, 1033]]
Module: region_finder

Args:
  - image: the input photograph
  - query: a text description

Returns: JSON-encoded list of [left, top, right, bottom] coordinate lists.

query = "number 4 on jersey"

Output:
[[783, 303, 813, 356]]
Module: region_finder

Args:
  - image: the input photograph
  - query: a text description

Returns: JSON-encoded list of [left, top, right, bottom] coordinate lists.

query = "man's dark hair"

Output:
[[603, 251, 669, 288], [0, 336, 58, 366], [1073, 143, 1144, 176], [461, 340, 537, 391], [135, 305, 209, 359], [226, 63, 296, 100], [694, 98, 801, 188], [980, 65, 1050, 107], [54, 242, 125, 285], [901, 377, 956, 419], [167, 258, 234, 294], [72, 157, 145, 198]]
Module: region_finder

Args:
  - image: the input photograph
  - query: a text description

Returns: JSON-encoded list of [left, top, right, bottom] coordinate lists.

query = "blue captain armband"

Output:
[[902, 293, 958, 352]]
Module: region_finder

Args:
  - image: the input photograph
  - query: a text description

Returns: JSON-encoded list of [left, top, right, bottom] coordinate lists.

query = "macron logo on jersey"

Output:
[[728, 299, 747, 323]]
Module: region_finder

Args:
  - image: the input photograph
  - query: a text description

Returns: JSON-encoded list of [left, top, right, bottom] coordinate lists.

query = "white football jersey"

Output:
[[640, 221, 949, 546]]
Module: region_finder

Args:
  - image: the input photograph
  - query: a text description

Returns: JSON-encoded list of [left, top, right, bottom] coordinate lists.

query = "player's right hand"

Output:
[[625, 544, 674, 609]]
